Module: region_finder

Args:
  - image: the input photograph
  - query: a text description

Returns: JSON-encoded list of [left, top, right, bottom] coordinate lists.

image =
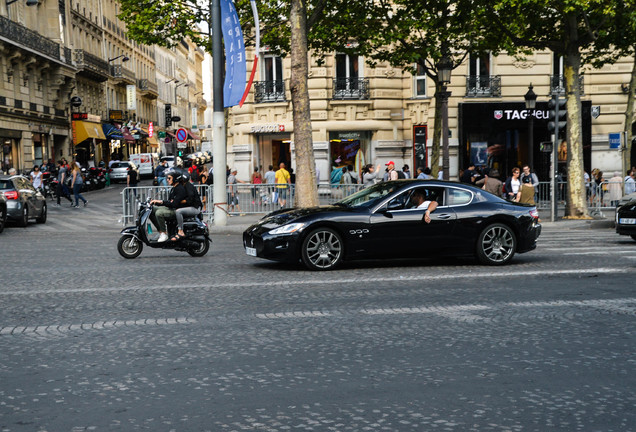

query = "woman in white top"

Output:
[[505, 167, 522, 202], [30, 165, 43, 189]]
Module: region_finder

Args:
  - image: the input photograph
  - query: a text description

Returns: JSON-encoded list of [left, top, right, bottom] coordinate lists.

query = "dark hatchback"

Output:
[[615, 198, 636, 241], [0, 175, 47, 226], [243, 180, 542, 270], [0, 191, 6, 233]]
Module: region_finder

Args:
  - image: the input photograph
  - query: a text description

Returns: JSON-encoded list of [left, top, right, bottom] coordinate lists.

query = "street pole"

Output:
[[441, 86, 451, 181], [211, 0, 227, 226], [551, 94, 560, 223], [528, 114, 534, 170]]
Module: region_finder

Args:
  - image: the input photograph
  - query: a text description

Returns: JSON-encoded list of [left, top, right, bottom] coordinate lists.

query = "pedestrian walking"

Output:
[[70, 164, 88, 207], [55, 161, 73, 206], [275, 162, 291, 208]]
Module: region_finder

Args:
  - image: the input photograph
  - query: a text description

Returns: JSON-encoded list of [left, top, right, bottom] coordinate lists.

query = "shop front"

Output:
[[329, 131, 371, 179], [0, 128, 21, 173], [72, 117, 107, 167], [251, 124, 291, 171], [458, 101, 591, 181]]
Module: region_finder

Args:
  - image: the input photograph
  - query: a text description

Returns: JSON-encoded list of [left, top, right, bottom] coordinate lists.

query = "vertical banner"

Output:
[[126, 85, 137, 110], [220, 0, 247, 108]]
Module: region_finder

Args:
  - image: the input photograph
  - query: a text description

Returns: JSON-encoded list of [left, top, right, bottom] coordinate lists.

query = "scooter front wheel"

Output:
[[118, 235, 143, 259]]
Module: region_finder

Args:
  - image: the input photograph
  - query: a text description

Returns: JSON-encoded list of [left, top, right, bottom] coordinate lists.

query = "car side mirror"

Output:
[[376, 204, 393, 218]]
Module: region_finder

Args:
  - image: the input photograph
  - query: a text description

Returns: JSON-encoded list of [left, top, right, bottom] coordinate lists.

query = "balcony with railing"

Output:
[[466, 75, 501, 98], [110, 64, 136, 86], [550, 75, 585, 95], [74, 49, 109, 82], [333, 78, 370, 100], [137, 79, 158, 99], [254, 80, 286, 103], [0, 15, 62, 62]]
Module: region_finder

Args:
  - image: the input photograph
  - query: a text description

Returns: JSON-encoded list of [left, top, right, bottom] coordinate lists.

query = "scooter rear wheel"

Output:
[[118, 235, 143, 259], [187, 239, 210, 257]]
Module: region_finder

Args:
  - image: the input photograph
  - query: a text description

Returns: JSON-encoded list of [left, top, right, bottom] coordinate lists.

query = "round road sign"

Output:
[[176, 128, 188, 143]]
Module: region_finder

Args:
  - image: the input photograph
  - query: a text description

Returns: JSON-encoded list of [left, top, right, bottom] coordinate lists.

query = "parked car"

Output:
[[0, 192, 7, 233], [243, 180, 542, 270], [0, 175, 47, 226], [109, 162, 132, 183], [160, 156, 175, 168], [615, 197, 636, 241]]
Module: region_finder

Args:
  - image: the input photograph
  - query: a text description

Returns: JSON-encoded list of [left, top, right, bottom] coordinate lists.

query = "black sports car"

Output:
[[243, 180, 542, 270], [615, 198, 636, 241]]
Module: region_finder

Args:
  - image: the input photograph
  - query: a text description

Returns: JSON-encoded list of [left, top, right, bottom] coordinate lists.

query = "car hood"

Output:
[[251, 205, 349, 230]]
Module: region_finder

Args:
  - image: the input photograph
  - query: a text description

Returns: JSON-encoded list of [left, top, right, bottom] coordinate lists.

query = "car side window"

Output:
[[447, 188, 472, 206]]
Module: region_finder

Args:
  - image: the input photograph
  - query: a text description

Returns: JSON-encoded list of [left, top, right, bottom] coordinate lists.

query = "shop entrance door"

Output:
[[272, 139, 291, 167]]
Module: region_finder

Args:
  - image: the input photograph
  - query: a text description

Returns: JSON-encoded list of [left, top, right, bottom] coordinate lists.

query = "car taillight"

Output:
[[529, 208, 539, 219], [4, 190, 19, 200]]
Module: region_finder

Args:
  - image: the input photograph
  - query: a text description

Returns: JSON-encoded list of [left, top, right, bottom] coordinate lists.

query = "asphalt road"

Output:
[[0, 184, 635, 431]]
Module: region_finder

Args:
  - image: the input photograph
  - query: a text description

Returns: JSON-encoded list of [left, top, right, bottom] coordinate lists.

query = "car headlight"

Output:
[[268, 223, 305, 235]]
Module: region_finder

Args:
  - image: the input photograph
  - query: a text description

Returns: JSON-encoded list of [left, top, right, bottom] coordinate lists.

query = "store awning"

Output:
[[187, 129, 201, 140], [73, 121, 106, 144], [147, 134, 159, 146], [121, 127, 136, 143], [102, 123, 124, 140]]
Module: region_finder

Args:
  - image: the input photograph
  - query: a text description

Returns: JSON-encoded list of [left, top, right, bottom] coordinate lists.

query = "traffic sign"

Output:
[[176, 128, 188, 143]]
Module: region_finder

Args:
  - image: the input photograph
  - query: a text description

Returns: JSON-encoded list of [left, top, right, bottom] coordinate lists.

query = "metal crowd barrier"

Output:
[[121, 183, 368, 225]]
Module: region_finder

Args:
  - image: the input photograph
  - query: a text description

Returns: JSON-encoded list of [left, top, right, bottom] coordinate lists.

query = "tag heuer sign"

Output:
[[70, 96, 82, 107], [494, 110, 503, 120]]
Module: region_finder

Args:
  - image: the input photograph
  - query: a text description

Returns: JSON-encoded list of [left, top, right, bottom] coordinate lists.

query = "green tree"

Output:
[[489, 0, 632, 218]]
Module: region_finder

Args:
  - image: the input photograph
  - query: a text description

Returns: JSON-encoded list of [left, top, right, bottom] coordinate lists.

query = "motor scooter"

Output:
[[117, 198, 211, 258]]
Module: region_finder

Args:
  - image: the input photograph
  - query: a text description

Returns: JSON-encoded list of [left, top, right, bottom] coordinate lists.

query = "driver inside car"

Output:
[[409, 189, 438, 223]]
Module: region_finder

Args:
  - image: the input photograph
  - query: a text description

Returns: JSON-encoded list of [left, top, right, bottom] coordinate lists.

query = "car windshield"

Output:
[[338, 182, 401, 208]]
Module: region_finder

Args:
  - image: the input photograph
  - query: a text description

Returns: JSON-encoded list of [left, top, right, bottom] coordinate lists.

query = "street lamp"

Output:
[[524, 83, 537, 170], [108, 54, 129, 62], [437, 54, 453, 181]]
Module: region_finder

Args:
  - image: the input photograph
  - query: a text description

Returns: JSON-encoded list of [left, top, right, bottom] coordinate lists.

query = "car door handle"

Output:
[[436, 213, 453, 220]]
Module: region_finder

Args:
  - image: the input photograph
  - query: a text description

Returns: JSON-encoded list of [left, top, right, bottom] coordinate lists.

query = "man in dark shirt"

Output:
[[460, 163, 477, 184]]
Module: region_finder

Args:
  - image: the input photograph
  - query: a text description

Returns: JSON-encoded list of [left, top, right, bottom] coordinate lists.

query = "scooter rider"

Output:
[[172, 177, 203, 242], [149, 172, 187, 242]]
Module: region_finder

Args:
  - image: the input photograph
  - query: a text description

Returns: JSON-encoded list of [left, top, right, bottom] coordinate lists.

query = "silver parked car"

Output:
[[109, 161, 132, 183], [0, 175, 47, 226]]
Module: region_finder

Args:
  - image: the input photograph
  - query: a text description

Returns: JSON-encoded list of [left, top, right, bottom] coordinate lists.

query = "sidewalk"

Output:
[[207, 209, 616, 235]]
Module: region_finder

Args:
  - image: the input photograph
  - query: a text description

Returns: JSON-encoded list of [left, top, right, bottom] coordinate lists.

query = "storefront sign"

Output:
[[250, 124, 286, 133], [148, 122, 154, 138], [126, 85, 137, 110], [72, 112, 88, 120], [109, 110, 124, 121], [494, 109, 549, 121], [336, 132, 361, 140]]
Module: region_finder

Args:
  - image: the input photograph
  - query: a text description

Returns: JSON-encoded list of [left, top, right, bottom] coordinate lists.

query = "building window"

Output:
[[333, 53, 369, 99], [466, 53, 500, 97], [254, 55, 285, 103], [414, 63, 427, 98]]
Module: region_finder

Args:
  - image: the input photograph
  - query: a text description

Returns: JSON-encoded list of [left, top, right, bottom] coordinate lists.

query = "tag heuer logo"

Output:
[[494, 110, 503, 120]]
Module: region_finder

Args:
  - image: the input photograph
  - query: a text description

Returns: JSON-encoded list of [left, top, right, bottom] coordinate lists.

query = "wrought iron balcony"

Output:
[[333, 78, 370, 100], [74, 49, 109, 82], [254, 80, 286, 103], [550, 74, 585, 95], [466, 75, 501, 98], [0, 16, 61, 61], [110, 64, 136, 85], [137, 79, 158, 99]]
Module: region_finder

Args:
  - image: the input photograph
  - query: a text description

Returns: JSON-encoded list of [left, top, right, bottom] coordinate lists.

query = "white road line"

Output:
[[0, 267, 630, 296]]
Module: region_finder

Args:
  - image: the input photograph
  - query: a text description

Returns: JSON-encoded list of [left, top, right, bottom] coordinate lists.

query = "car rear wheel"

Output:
[[18, 206, 28, 227], [301, 227, 344, 271], [36, 204, 47, 224], [0, 206, 5, 233], [117, 235, 143, 259], [476, 223, 516, 265], [631, 234, 636, 242]]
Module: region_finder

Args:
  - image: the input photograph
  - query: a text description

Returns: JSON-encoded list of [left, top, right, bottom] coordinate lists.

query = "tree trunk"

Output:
[[430, 82, 443, 179], [289, 0, 318, 207], [624, 49, 636, 173], [564, 51, 590, 218]]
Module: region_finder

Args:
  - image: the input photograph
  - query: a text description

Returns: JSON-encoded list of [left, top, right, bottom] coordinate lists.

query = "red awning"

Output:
[[187, 129, 201, 140], [122, 127, 136, 143], [166, 131, 176, 138]]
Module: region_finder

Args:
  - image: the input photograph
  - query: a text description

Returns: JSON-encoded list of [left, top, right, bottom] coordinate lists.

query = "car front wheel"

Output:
[[476, 223, 516, 265], [18, 206, 28, 227], [36, 204, 47, 224], [301, 227, 344, 271]]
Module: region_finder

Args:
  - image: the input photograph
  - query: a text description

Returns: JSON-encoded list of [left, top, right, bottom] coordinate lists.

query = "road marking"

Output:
[[0, 317, 195, 336], [256, 298, 636, 320], [0, 268, 630, 296]]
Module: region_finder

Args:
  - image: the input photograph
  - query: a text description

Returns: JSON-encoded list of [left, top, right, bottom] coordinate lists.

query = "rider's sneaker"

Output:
[[157, 233, 169, 242]]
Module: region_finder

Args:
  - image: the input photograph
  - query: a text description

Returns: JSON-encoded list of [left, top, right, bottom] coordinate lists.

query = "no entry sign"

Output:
[[176, 128, 188, 143]]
